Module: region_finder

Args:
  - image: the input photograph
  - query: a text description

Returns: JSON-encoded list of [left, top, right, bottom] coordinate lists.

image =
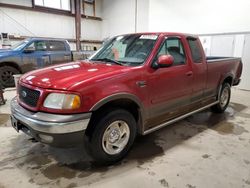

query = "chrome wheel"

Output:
[[102, 120, 130, 155], [220, 87, 230, 108], [85, 109, 137, 164]]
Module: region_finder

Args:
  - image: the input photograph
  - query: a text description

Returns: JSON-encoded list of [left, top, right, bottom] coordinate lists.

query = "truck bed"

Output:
[[206, 56, 242, 95]]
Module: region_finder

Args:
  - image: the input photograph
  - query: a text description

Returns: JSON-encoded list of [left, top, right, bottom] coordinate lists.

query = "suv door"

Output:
[[21, 40, 50, 71], [146, 36, 193, 129], [47, 41, 71, 65]]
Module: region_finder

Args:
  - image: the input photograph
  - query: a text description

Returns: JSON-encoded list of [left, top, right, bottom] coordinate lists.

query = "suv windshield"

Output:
[[89, 34, 158, 66]]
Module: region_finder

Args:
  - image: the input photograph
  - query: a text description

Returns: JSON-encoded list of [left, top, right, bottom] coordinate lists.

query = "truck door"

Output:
[[47, 41, 71, 65], [146, 36, 193, 129], [186, 37, 207, 103], [22, 40, 51, 70]]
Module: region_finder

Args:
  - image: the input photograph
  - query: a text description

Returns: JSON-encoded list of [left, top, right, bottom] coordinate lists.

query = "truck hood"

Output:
[[20, 61, 131, 90]]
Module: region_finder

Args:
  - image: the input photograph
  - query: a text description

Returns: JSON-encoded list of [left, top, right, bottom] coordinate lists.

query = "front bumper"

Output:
[[11, 97, 92, 147]]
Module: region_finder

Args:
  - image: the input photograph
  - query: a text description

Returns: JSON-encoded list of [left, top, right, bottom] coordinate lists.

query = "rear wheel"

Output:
[[211, 83, 231, 113], [85, 108, 137, 165], [0, 66, 20, 87]]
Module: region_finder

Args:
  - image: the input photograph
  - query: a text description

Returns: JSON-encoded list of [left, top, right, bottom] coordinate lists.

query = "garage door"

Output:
[[240, 35, 250, 90], [210, 35, 235, 57]]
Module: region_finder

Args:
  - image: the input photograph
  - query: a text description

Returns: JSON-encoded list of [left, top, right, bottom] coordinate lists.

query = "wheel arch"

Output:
[[0, 61, 22, 73], [222, 75, 233, 86], [86, 93, 145, 136], [216, 74, 234, 100]]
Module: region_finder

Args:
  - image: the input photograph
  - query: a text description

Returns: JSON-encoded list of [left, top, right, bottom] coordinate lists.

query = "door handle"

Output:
[[186, 71, 193, 76], [136, 81, 147, 88]]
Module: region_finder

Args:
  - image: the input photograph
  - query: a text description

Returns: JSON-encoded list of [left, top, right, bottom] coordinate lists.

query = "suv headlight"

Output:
[[43, 93, 81, 110]]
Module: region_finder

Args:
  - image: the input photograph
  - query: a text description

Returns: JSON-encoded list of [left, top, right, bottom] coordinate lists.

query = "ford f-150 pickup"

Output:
[[0, 38, 72, 87], [10, 32, 242, 164]]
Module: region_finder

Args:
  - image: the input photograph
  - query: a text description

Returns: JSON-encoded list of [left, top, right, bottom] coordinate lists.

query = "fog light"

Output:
[[39, 134, 53, 143]]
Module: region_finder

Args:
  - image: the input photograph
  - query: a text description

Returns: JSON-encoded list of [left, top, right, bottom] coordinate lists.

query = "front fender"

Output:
[[0, 54, 22, 71], [89, 92, 146, 134], [90, 92, 144, 111]]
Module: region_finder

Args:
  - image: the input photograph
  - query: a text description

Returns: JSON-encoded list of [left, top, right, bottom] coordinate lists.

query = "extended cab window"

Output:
[[48, 41, 66, 51], [156, 37, 186, 66], [187, 37, 203, 63]]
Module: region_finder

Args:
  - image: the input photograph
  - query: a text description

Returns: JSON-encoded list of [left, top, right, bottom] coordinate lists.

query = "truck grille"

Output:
[[19, 86, 40, 107]]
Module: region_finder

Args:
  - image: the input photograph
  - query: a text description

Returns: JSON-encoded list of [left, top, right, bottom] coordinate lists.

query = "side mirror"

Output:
[[157, 55, 174, 68], [23, 46, 35, 53]]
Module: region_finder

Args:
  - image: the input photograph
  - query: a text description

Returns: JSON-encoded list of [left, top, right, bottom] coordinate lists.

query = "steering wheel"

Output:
[[135, 52, 147, 59]]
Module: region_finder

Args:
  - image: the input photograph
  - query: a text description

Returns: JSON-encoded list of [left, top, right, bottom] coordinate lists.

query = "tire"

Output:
[[85, 108, 137, 165], [0, 66, 20, 88], [211, 83, 231, 113]]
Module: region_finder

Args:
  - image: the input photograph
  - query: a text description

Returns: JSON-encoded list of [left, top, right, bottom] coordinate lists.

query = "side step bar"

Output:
[[143, 101, 219, 135]]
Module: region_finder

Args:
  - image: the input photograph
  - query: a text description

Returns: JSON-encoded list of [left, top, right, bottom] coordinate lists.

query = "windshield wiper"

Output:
[[91, 58, 124, 66]]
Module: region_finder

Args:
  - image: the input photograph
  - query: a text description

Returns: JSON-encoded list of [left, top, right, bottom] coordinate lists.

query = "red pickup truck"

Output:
[[11, 32, 242, 164]]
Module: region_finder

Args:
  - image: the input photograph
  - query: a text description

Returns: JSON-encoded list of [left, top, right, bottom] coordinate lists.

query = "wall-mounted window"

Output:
[[84, 0, 94, 3], [34, 0, 71, 11], [83, 0, 95, 16]]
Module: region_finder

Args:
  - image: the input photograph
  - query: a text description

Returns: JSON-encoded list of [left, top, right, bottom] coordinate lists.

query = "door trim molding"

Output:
[[143, 101, 219, 135]]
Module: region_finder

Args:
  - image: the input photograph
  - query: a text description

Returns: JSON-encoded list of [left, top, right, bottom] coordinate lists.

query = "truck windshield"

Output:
[[11, 39, 29, 51], [89, 34, 158, 66]]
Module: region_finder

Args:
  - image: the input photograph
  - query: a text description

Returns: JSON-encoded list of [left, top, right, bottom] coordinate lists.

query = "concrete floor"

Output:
[[0, 88, 250, 188]]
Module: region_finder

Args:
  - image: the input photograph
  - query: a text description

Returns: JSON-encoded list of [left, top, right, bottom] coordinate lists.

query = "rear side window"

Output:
[[187, 37, 203, 63], [48, 41, 66, 51]]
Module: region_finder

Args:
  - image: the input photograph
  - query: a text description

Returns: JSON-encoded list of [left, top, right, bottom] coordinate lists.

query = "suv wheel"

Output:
[[0, 66, 20, 87]]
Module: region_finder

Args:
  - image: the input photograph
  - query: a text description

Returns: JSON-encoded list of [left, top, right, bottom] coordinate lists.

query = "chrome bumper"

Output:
[[11, 97, 91, 134]]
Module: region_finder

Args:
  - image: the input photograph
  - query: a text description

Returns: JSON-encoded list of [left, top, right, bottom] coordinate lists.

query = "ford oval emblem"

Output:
[[21, 91, 27, 98]]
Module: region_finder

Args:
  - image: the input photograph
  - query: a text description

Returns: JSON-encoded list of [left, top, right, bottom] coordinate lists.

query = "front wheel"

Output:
[[85, 109, 137, 165], [211, 83, 231, 113]]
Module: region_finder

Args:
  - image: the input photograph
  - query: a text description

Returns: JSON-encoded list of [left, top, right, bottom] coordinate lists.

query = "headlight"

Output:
[[43, 93, 81, 110]]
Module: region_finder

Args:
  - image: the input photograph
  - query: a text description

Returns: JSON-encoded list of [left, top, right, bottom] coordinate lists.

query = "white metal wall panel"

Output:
[[199, 36, 212, 56], [239, 35, 250, 90], [210, 35, 235, 57]]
